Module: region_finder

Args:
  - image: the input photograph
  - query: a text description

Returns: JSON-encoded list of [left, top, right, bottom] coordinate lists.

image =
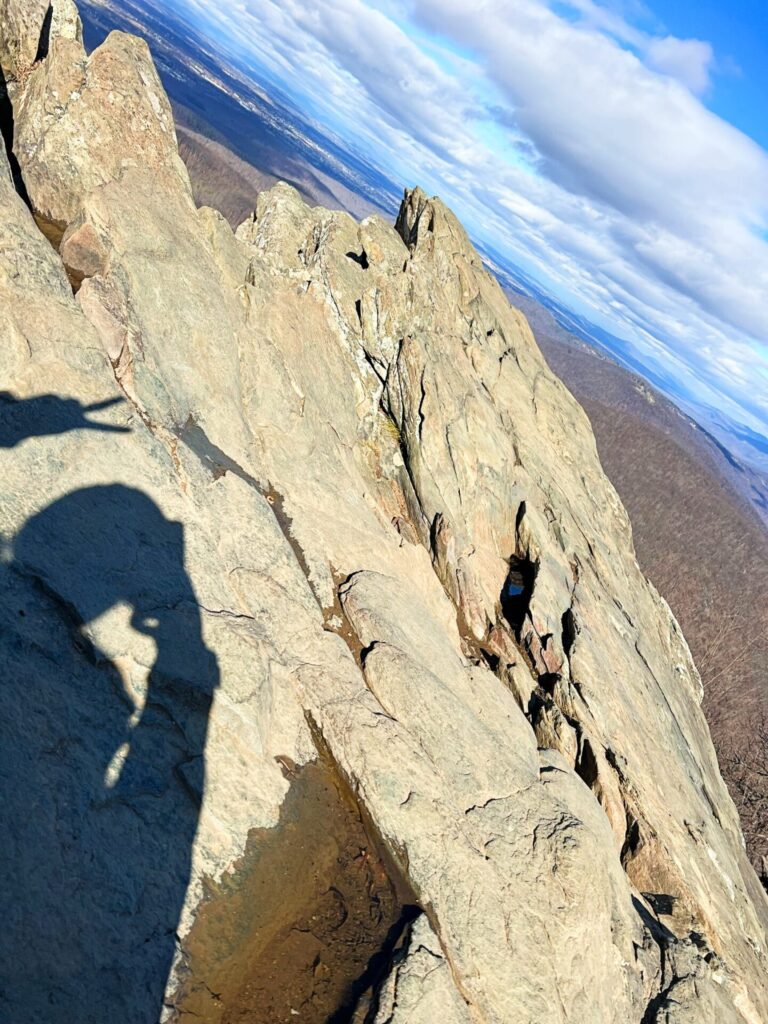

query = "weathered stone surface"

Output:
[[0, 0, 49, 77], [0, 96, 311, 1023], [1, 6, 767, 1023], [13, 28, 189, 230], [370, 916, 474, 1024], [49, 0, 83, 46]]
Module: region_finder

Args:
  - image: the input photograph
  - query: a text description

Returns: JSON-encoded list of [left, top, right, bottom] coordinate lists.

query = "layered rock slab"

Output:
[[1, 7, 767, 1022]]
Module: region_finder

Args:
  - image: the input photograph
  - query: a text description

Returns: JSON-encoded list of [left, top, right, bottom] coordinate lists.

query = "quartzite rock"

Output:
[[13, 28, 189, 232], [0, 0, 81, 103], [1, 5, 767, 1023]]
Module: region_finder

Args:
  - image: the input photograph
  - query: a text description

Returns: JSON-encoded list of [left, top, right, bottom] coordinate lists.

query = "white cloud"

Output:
[[644, 35, 714, 95], [549, 1, 716, 94]]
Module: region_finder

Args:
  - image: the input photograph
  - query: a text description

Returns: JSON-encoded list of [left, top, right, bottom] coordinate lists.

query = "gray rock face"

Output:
[[0, 0, 81, 79], [1, 6, 767, 1022], [0, 0, 49, 76], [370, 916, 474, 1024], [14, 27, 188, 233]]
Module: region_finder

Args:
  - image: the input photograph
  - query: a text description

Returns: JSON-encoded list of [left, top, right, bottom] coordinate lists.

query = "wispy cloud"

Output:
[[176, 0, 768, 456]]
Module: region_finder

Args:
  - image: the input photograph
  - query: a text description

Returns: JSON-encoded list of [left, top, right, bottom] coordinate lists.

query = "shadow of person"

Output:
[[0, 484, 218, 1023], [0, 391, 131, 448]]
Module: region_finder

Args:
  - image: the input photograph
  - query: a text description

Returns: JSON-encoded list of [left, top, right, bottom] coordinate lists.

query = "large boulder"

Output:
[[13, 27, 189, 235]]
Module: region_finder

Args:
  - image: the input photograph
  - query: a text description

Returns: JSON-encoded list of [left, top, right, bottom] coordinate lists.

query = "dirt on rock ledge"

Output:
[[170, 756, 417, 1023]]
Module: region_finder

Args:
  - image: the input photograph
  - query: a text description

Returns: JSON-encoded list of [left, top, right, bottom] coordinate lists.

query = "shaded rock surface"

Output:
[[173, 757, 415, 1023], [0, 4, 767, 1022]]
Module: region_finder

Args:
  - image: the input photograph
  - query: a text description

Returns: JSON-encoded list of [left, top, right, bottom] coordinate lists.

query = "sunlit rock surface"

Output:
[[1, 4, 767, 1021]]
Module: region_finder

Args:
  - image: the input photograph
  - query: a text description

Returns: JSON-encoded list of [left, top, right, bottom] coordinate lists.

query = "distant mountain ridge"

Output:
[[491, 259, 768, 482], [507, 289, 768, 525], [79, 0, 400, 219]]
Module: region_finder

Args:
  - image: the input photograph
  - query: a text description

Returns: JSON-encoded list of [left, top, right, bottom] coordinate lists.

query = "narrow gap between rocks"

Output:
[[323, 570, 366, 667], [561, 606, 577, 655], [328, 904, 421, 1024], [33, 213, 67, 253], [575, 736, 599, 789], [500, 554, 537, 634], [34, 4, 54, 63], [0, 70, 31, 206]]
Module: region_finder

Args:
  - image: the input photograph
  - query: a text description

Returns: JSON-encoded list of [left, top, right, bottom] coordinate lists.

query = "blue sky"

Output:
[[169, 0, 768, 462], [639, 0, 768, 148]]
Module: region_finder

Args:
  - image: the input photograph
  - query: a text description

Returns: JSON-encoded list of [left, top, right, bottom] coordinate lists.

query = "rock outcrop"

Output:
[[1, 5, 766, 1022], [0, 0, 81, 80]]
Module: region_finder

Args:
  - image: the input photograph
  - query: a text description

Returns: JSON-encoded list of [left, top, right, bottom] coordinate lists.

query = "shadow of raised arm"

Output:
[[0, 392, 131, 448]]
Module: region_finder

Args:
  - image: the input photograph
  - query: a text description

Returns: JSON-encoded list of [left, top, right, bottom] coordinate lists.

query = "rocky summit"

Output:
[[1, 3, 767, 1022]]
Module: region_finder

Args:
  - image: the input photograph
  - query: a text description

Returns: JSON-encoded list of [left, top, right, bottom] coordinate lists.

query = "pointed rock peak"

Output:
[[0, 0, 48, 78], [235, 181, 314, 261], [49, 0, 83, 49], [395, 185, 477, 263], [254, 181, 308, 227], [35, 0, 84, 63], [395, 186, 435, 249], [11, 22, 190, 229]]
